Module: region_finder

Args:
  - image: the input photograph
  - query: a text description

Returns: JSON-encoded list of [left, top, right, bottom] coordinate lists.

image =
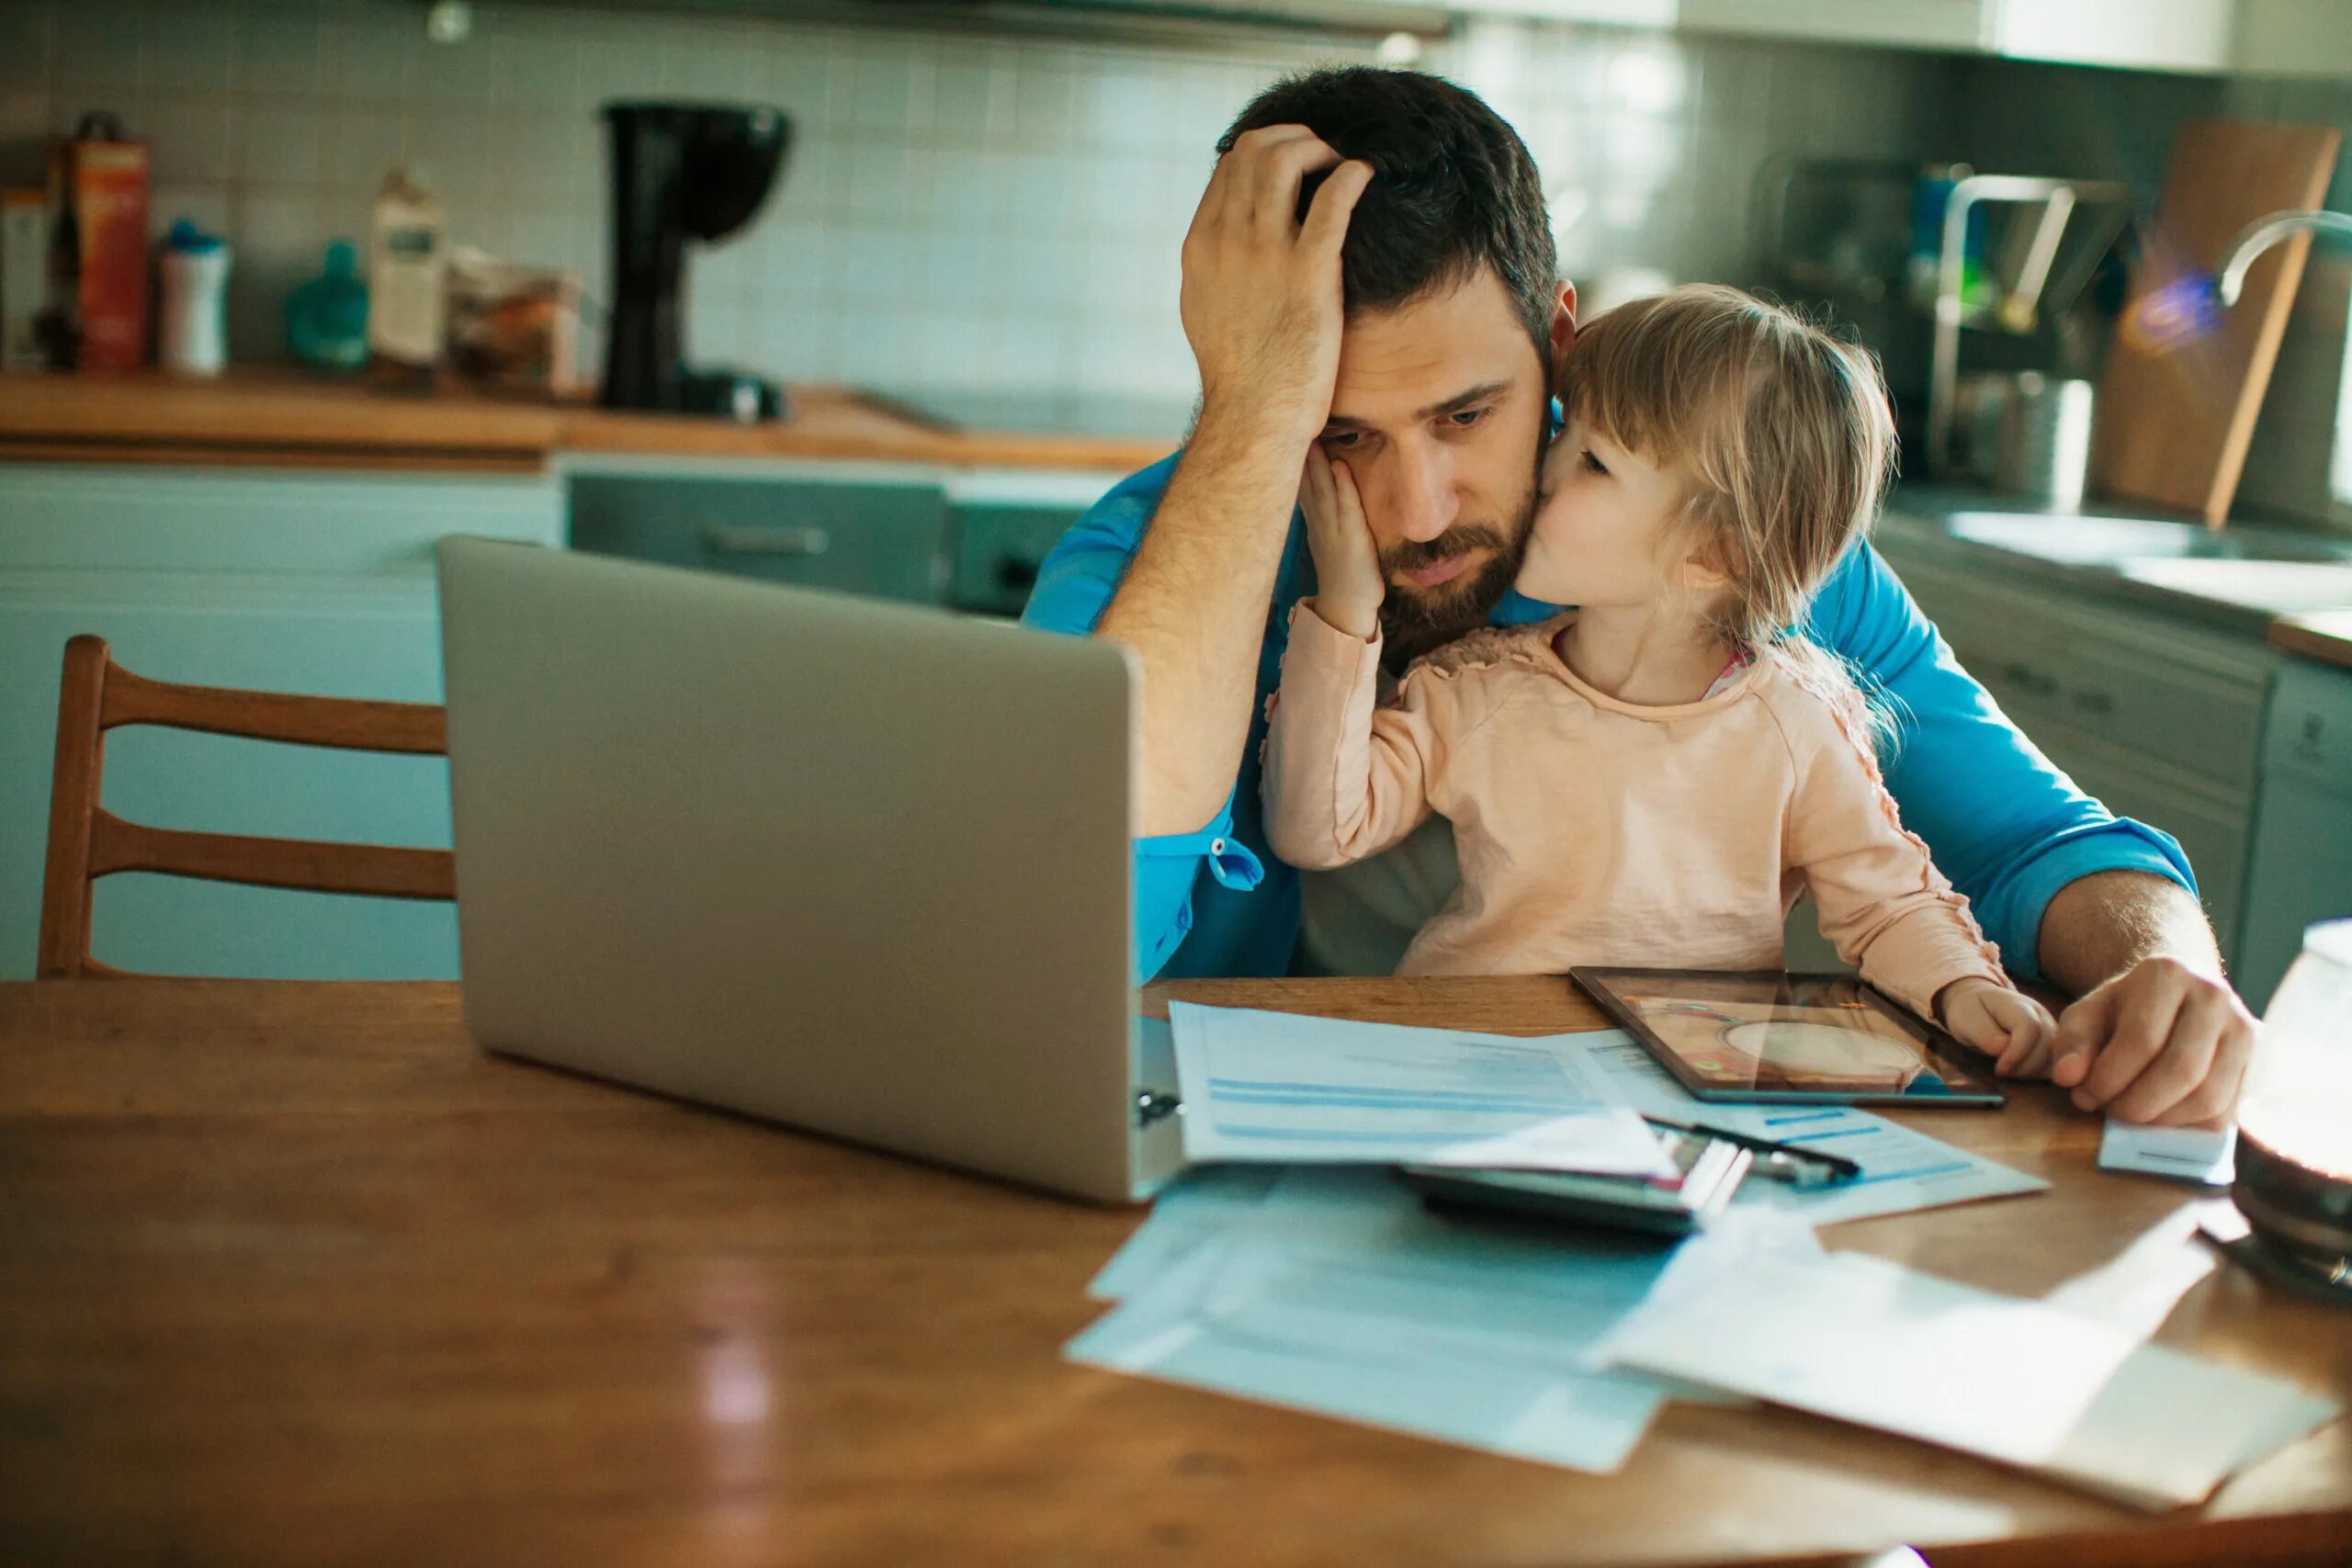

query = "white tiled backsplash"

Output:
[[0, 0, 1958, 407]]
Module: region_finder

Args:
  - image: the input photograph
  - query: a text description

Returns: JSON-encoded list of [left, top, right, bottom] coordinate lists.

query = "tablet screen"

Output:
[[1570, 967, 2004, 1106]]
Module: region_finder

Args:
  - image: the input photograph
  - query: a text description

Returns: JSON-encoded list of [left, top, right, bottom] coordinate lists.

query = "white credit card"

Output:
[[2098, 1120, 2236, 1186]]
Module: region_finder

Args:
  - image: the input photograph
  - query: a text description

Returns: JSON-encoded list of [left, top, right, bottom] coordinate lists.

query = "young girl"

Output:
[[1262, 284, 2054, 1070]]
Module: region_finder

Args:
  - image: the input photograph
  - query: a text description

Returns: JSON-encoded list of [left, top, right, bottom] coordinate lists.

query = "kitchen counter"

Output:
[[2271, 610, 2352, 670], [17, 385, 2347, 660], [0, 368, 1179, 475], [1882, 486, 2352, 648]]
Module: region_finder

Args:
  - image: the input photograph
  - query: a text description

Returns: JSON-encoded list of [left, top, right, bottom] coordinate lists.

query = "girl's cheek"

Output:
[[1516, 513, 1577, 596], [1531, 491, 1577, 548]]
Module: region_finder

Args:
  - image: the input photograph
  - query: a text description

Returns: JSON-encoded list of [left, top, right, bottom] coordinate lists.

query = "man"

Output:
[[1022, 67, 2256, 1127]]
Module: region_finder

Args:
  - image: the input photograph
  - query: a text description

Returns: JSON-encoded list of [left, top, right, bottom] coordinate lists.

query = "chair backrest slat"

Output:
[[101, 663, 447, 753], [36, 635, 458, 979], [86, 811, 458, 901], [36, 637, 108, 979]]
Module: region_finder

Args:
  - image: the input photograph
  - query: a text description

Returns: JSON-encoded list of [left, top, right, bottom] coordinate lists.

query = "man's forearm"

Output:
[[1103, 123, 1367, 839], [2036, 869, 2222, 996], [1097, 406, 1313, 837]]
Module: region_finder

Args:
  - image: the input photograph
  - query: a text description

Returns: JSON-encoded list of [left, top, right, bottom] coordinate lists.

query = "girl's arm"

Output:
[[1775, 683, 2054, 1065], [1261, 450, 1450, 869], [1261, 604, 1449, 869]]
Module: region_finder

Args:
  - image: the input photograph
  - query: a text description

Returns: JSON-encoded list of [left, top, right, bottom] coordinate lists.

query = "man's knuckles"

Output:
[[1228, 123, 1313, 155], [2124, 1047, 2210, 1108], [2081, 1036, 2169, 1102], [2135, 953, 2203, 987]]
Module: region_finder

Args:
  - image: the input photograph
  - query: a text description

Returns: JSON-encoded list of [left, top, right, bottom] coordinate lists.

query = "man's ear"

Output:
[[1548, 281, 1577, 392]]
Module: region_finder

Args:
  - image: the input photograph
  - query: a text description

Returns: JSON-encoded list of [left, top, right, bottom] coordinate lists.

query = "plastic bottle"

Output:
[[157, 218, 230, 376], [368, 167, 445, 382], [285, 240, 370, 372]]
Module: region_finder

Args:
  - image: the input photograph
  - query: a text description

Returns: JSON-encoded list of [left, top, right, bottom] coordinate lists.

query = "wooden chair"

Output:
[[37, 635, 456, 978]]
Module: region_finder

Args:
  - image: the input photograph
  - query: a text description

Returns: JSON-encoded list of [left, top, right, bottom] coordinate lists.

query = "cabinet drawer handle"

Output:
[[702, 525, 831, 558]]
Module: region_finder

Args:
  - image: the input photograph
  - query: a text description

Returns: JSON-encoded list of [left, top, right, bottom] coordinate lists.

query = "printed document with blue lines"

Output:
[[1167, 1002, 1672, 1178], [1564, 1031, 2048, 1225], [1068, 1167, 1715, 1472]]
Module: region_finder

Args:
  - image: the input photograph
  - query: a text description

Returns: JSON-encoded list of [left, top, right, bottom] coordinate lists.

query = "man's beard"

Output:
[[1376, 478, 1539, 668]]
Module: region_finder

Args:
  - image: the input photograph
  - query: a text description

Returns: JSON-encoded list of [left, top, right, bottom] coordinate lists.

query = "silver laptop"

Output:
[[435, 536, 1182, 1203]]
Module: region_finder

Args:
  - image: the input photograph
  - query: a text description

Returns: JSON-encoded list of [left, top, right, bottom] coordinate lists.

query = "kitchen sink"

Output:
[[2119, 558, 2352, 614], [1944, 512, 2352, 566]]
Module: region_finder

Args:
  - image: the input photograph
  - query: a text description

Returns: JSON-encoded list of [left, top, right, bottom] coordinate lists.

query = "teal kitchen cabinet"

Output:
[[946, 468, 1128, 617], [2238, 658, 2352, 1010], [569, 459, 953, 605], [0, 463, 561, 980], [1870, 540, 2283, 972], [566, 458, 1124, 619]]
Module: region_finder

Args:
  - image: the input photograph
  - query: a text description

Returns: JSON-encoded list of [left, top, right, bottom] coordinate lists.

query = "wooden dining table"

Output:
[[3, 976, 2347, 1568]]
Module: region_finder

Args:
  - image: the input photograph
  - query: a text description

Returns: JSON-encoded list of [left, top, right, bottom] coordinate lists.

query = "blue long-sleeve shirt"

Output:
[[1022, 453, 2195, 984]]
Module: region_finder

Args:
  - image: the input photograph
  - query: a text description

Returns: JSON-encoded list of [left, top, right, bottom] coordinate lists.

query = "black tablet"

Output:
[[1568, 966, 2006, 1108]]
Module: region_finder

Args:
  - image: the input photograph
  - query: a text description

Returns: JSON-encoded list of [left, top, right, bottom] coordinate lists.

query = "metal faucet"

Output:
[[2217, 209, 2352, 305]]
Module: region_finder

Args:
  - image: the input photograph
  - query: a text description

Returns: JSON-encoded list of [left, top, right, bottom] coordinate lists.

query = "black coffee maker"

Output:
[[601, 102, 791, 421]]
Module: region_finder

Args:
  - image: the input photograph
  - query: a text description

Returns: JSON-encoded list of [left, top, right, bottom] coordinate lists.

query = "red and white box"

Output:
[[50, 117, 151, 371]]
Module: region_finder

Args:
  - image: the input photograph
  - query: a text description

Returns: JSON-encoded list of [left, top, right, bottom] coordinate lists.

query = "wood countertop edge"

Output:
[[0, 373, 1177, 475], [556, 419, 1170, 472], [0, 436, 554, 475], [2269, 612, 2352, 671], [0, 373, 564, 451]]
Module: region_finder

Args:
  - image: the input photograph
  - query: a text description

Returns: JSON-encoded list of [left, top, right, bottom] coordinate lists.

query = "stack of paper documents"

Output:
[[1164, 1003, 2051, 1227], [1070, 1166, 1784, 1472], [1167, 1001, 1671, 1176], [1069, 1003, 2043, 1474], [1069, 1005, 2335, 1496], [1597, 1246, 2338, 1509]]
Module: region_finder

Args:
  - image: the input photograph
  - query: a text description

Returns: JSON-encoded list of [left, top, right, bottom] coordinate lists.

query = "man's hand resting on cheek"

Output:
[[1936, 978, 2057, 1077], [1300, 450, 1384, 640], [2045, 956, 2259, 1126]]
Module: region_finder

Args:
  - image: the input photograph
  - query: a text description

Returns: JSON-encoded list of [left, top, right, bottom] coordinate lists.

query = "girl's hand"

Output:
[[1299, 448, 1384, 640], [1936, 978, 2058, 1077]]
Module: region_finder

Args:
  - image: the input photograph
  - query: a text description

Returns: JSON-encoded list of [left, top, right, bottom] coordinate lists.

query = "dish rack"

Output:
[[1757, 157, 2133, 479]]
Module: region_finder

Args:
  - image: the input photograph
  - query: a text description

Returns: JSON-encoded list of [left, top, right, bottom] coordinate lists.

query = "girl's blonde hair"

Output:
[[1559, 284, 1899, 749]]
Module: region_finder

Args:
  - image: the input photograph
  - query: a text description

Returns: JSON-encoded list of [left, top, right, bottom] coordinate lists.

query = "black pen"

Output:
[[1643, 1115, 1863, 1185]]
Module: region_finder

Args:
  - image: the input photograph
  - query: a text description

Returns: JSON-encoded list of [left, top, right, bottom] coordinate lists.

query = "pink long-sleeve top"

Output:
[[1261, 603, 2011, 1019]]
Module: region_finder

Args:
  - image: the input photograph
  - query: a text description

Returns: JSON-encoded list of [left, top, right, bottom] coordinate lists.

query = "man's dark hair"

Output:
[[1218, 67, 1558, 367]]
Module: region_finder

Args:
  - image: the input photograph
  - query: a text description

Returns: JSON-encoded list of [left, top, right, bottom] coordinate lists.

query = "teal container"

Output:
[[285, 241, 370, 371]]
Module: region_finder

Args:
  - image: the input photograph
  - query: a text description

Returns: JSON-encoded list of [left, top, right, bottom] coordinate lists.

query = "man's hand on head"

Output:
[[1180, 126, 1373, 453], [2037, 871, 2259, 1126], [1099, 128, 1371, 840]]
